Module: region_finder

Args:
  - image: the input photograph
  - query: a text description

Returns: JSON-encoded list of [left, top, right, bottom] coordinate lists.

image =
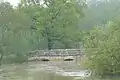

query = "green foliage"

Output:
[[0, 1, 34, 64], [0, 0, 85, 64], [2, 53, 28, 64], [83, 20, 120, 76], [20, 0, 85, 49]]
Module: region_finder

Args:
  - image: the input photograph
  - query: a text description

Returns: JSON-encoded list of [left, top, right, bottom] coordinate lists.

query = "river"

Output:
[[0, 61, 89, 80]]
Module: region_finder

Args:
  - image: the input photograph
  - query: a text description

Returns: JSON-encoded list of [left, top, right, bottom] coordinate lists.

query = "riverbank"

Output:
[[0, 61, 120, 80]]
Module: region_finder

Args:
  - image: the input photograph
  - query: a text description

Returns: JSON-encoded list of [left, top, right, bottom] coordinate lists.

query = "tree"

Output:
[[0, 2, 13, 65], [83, 19, 120, 76], [0, 1, 37, 64], [20, 0, 86, 50]]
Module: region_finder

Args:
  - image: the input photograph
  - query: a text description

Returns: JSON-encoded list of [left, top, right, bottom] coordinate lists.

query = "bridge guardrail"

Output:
[[28, 49, 85, 57]]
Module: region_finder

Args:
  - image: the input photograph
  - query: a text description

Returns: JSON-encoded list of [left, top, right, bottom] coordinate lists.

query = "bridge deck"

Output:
[[28, 49, 84, 56], [28, 49, 85, 61]]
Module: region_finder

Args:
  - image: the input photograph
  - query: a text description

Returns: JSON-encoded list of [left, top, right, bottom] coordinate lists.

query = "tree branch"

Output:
[[44, 0, 50, 7], [51, 9, 60, 20]]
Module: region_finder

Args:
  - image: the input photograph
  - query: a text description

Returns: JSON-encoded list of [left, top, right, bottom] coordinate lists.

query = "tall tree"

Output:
[[0, 2, 13, 65], [0, 1, 38, 64], [20, 0, 86, 49]]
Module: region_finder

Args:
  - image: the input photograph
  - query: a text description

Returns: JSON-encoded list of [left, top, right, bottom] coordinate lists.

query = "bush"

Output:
[[2, 53, 28, 64], [14, 53, 28, 63], [82, 21, 120, 77]]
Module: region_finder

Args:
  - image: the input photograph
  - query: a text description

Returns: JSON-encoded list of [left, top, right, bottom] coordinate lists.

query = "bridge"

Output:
[[28, 49, 85, 61]]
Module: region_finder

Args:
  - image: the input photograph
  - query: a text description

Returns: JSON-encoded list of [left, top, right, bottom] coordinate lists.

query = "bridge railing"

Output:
[[28, 49, 85, 57]]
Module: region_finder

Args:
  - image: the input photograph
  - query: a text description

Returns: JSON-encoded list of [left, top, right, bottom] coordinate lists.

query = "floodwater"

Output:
[[0, 61, 88, 80]]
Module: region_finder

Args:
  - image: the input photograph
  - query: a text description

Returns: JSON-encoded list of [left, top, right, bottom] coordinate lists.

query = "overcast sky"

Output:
[[4, 0, 106, 7], [5, 0, 19, 6]]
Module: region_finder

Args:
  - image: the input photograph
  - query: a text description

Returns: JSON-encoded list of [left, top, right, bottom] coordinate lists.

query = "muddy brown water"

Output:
[[0, 61, 87, 80]]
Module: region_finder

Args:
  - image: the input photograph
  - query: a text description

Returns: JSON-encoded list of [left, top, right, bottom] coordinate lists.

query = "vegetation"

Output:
[[82, 17, 120, 77], [0, 0, 85, 64], [1, 0, 120, 79], [81, 0, 120, 77]]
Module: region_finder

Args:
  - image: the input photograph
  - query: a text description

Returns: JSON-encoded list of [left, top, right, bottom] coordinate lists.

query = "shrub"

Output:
[[82, 21, 120, 77], [2, 53, 28, 64]]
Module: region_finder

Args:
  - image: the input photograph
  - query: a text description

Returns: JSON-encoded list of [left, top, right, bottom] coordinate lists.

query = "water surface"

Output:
[[0, 61, 86, 80]]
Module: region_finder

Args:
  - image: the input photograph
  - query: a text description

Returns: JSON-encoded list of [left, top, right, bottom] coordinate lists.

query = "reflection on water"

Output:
[[0, 61, 86, 80]]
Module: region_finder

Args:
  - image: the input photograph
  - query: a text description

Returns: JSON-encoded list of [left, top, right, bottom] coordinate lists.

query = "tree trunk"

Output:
[[45, 27, 53, 50], [0, 46, 4, 66], [47, 34, 53, 50], [0, 53, 3, 66]]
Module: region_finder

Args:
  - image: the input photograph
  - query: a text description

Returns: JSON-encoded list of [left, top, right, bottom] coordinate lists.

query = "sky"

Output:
[[5, 0, 19, 6], [4, 0, 107, 6]]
